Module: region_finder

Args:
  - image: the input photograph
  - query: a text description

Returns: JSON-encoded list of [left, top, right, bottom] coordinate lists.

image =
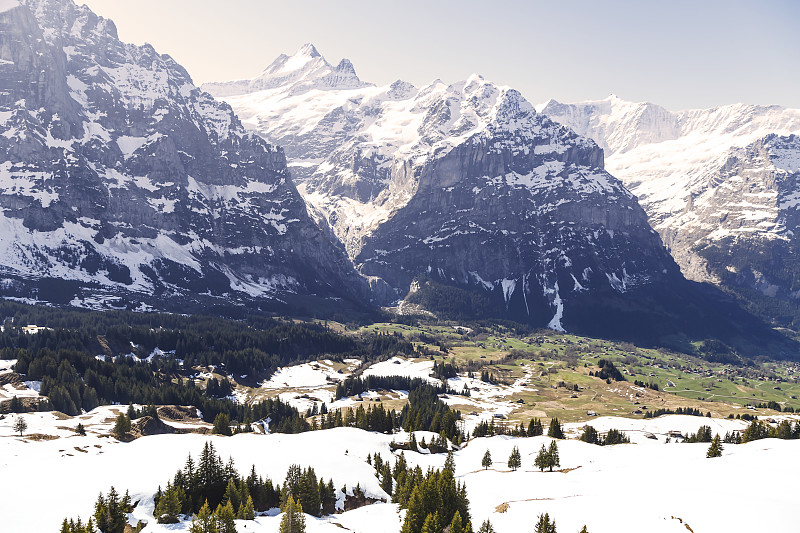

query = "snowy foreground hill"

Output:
[[0, 409, 798, 533]]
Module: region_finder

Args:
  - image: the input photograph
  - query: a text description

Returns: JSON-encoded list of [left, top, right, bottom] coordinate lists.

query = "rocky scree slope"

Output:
[[0, 0, 367, 312]]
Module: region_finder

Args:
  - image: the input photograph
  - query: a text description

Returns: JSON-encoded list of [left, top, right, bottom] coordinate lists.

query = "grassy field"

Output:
[[229, 319, 800, 427], [352, 321, 800, 422]]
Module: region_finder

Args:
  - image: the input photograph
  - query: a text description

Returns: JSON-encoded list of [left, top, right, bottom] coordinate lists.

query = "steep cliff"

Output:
[[0, 0, 368, 312]]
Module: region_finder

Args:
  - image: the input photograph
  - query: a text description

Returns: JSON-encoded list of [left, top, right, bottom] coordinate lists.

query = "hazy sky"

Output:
[[79, 0, 799, 110]]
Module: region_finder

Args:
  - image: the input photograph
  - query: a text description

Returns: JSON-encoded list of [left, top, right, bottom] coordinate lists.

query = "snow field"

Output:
[[1, 411, 798, 532]]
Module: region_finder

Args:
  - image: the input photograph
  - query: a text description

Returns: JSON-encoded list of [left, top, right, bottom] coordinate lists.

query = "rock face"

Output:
[[203, 47, 794, 353], [0, 0, 367, 311], [541, 96, 800, 326]]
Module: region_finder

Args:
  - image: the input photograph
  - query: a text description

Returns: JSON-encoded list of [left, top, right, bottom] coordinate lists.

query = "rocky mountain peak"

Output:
[[295, 42, 321, 58], [202, 44, 371, 98], [0, 0, 369, 312]]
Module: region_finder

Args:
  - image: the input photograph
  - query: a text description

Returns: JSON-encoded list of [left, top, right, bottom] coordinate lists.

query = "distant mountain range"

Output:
[[0, 0, 795, 355], [204, 45, 795, 355]]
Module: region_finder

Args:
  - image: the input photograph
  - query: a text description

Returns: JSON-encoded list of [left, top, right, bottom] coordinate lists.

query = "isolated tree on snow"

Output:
[[508, 445, 521, 471], [547, 440, 560, 472], [579, 526, 589, 533], [547, 418, 564, 439], [76, 422, 86, 436], [535, 512, 557, 533], [482, 449, 493, 470], [535, 444, 549, 472], [13, 416, 27, 436], [706, 434, 723, 458]]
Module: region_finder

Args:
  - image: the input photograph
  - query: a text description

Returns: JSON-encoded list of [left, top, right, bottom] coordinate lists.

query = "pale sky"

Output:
[[79, 0, 799, 111]]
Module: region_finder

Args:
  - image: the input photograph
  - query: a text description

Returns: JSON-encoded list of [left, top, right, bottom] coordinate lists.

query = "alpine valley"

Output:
[[2, 2, 800, 533], [204, 44, 794, 354]]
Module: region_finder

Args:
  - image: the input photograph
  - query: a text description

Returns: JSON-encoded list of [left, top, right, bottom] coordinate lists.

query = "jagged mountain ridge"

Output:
[[0, 0, 367, 312], [205, 46, 795, 354], [201, 43, 371, 98], [541, 96, 800, 326]]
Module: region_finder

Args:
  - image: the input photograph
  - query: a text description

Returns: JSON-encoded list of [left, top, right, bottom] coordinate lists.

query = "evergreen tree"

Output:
[[214, 501, 236, 533], [706, 434, 723, 458], [547, 441, 560, 472], [481, 449, 492, 470], [547, 418, 564, 439], [579, 426, 599, 445], [297, 467, 321, 516], [535, 512, 557, 533], [534, 444, 549, 472], [527, 418, 543, 437], [76, 422, 86, 436], [420, 513, 436, 533], [579, 526, 589, 533], [507, 446, 521, 471], [112, 413, 130, 439], [9, 395, 22, 413], [155, 482, 183, 523], [212, 413, 232, 436], [238, 494, 255, 520], [94, 487, 126, 533], [189, 500, 217, 533], [221, 477, 241, 513], [281, 464, 303, 508], [280, 495, 306, 533], [12, 416, 27, 436], [478, 519, 496, 533], [449, 510, 464, 533], [381, 463, 393, 496]]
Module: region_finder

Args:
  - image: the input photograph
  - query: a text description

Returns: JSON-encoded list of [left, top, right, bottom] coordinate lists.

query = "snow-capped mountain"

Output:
[[541, 96, 800, 325], [201, 43, 370, 98], [203, 46, 792, 349], [0, 0, 367, 311]]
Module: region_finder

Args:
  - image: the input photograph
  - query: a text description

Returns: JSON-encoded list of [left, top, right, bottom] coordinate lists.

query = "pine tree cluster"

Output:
[[61, 486, 132, 533], [643, 407, 709, 419], [740, 419, 800, 442], [579, 426, 630, 445], [376, 452, 471, 533], [471, 417, 543, 438], [315, 403, 398, 434]]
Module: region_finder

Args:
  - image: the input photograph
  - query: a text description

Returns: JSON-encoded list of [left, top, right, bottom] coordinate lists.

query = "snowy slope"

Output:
[[0, 411, 798, 532], [541, 97, 800, 283]]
